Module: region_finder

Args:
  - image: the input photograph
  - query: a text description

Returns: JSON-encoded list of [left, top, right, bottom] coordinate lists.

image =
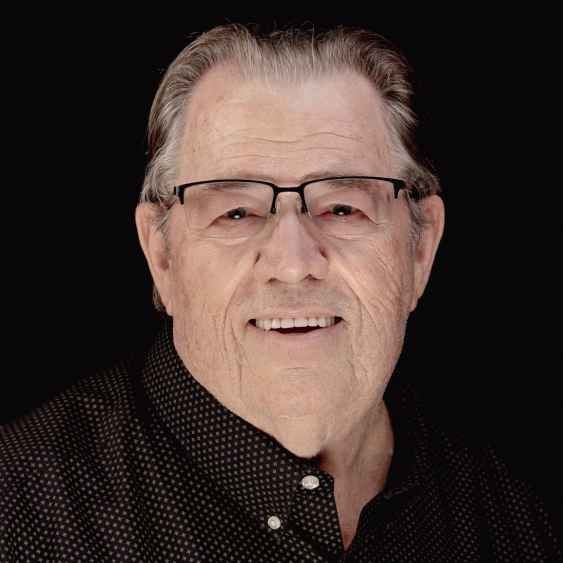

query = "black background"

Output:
[[2, 16, 560, 506]]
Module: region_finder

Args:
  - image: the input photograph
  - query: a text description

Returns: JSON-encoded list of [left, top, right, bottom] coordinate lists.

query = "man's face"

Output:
[[137, 65, 444, 456]]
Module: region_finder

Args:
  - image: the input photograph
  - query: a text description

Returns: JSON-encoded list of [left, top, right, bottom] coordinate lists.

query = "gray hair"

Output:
[[137, 23, 443, 314]]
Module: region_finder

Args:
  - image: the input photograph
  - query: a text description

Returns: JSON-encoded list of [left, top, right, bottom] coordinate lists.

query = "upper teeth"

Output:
[[255, 317, 337, 331]]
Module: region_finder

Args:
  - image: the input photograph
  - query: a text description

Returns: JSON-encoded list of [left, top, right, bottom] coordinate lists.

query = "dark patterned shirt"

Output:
[[1, 316, 560, 561]]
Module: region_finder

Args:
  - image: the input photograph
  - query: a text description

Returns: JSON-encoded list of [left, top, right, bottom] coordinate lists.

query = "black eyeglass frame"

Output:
[[172, 176, 408, 215]]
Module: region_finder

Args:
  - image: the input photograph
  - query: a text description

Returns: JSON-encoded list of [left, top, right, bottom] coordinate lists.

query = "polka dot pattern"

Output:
[[1, 315, 560, 561]]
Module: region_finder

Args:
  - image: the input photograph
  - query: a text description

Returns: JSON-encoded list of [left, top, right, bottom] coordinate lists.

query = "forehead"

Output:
[[178, 65, 393, 182]]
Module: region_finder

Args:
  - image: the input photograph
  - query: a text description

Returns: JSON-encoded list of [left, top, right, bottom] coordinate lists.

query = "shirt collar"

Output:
[[135, 315, 430, 527], [381, 367, 431, 500]]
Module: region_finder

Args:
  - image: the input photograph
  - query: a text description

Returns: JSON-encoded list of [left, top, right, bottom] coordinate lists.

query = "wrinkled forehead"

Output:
[[177, 65, 394, 182]]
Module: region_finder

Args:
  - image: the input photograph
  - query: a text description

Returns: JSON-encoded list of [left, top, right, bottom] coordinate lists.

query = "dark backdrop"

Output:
[[3, 16, 559, 505]]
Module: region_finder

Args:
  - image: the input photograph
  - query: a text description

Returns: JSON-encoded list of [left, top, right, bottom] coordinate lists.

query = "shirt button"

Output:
[[301, 475, 320, 490], [267, 515, 282, 530]]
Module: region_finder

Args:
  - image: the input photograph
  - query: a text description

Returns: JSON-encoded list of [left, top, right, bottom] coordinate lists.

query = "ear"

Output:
[[409, 195, 445, 313], [135, 202, 174, 316]]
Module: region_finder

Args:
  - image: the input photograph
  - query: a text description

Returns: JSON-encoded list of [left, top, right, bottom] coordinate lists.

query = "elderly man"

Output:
[[1, 23, 560, 561]]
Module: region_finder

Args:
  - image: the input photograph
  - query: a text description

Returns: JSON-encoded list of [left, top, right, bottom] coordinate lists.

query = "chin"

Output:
[[267, 415, 327, 459], [278, 438, 322, 460]]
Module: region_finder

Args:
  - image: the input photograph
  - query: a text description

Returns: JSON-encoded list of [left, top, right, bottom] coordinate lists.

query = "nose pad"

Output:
[[272, 191, 308, 217]]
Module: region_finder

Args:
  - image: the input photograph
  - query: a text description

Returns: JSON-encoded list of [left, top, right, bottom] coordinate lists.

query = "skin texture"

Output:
[[136, 65, 445, 548]]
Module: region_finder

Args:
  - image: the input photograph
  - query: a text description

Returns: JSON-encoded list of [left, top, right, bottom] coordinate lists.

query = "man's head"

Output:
[[135, 24, 444, 456]]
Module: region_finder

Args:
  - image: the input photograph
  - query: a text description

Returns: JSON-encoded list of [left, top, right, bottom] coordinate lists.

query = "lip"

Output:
[[247, 317, 345, 344]]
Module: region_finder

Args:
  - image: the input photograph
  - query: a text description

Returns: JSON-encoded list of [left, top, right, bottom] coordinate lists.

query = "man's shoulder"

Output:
[[420, 393, 550, 500], [0, 356, 138, 473], [417, 391, 561, 555]]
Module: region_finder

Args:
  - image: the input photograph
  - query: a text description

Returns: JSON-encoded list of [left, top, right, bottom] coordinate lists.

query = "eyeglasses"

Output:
[[172, 176, 408, 240]]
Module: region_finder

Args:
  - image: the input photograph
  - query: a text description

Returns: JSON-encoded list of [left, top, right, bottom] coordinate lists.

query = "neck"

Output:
[[313, 402, 394, 479], [314, 402, 395, 551]]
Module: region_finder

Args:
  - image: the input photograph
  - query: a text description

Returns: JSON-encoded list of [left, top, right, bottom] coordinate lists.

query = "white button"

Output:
[[268, 515, 282, 530], [301, 475, 320, 490]]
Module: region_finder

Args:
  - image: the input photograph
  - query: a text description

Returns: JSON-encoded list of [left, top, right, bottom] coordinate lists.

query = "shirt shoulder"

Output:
[[0, 356, 137, 475], [421, 398, 550, 503], [417, 395, 562, 559]]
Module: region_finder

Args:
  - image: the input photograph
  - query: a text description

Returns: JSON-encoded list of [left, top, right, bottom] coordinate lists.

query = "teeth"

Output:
[[255, 317, 337, 331]]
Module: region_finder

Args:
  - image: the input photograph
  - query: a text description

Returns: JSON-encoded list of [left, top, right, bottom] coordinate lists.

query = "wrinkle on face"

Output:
[[218, 146, 350, 162], [226, 130, 363, 143]]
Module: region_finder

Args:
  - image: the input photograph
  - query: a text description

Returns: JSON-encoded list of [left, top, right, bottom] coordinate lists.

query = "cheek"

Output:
[[335, 237, 413, 373], [171, 248, 197, 308], [170, 244, 243, 381], [172, 241, 248, 340], [337, 235, 412, 320], [367, 250, 410, 316], [169, 244, 221, 346]]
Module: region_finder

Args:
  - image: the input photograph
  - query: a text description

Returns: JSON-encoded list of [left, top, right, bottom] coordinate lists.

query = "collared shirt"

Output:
[[1, 316, 560, 561]]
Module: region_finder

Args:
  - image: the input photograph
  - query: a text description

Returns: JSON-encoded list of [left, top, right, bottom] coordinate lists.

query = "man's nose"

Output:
[[254, 192, 329, 284]]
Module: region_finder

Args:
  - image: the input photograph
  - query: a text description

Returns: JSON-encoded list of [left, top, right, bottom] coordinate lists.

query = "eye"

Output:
[[225, 208, 250, 220], [319, 204, 364, 218], [331, 204, 355, 217]]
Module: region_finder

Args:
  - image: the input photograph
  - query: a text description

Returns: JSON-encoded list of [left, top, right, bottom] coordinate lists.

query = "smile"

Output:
[[250, 316, 342, 333], [248, 317, 345, 344]]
